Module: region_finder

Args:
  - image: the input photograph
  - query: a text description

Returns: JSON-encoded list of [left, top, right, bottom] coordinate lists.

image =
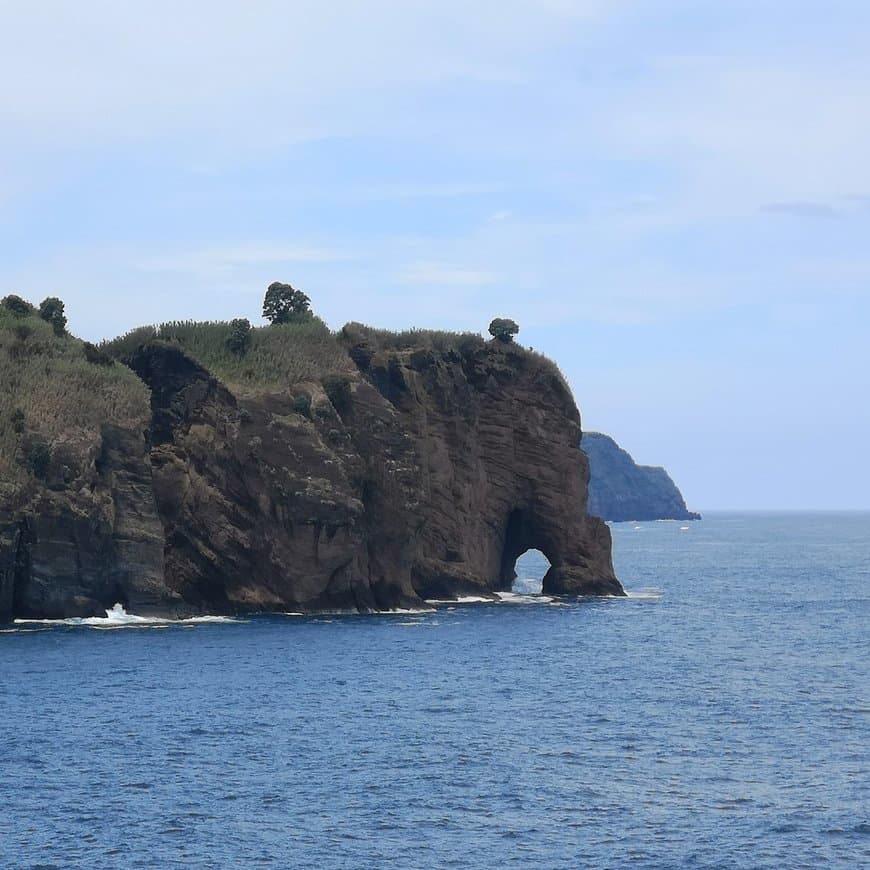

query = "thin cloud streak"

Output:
[[136, 244, 354, 277]]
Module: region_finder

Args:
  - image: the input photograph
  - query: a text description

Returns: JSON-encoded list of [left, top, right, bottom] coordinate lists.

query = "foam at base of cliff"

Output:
[[14, 603, 240, 629], [582, 431, 700, 522]]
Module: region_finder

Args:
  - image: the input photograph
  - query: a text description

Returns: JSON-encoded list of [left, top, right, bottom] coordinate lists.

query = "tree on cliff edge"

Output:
[[262, 282, 312, 324], [39, 297, 67, 336], [488, 318, 519, 343], [1, 295, 33, 317]]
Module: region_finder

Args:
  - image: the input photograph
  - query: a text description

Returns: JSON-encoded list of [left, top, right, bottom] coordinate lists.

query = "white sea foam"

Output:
[[381, 607, 436, 615], [425, 596, 495, 605], [496, 591, 554, 605], [624, 588, 664, 600], [512, 578, 544, 595], [14, 603, 239, 629]]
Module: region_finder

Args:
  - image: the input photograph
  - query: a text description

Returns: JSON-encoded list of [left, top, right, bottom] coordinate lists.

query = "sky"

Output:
[[1, 0, 869, 510]]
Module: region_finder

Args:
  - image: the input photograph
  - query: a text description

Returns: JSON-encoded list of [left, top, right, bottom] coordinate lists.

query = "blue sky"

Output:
[[2, 1, 868, 509]]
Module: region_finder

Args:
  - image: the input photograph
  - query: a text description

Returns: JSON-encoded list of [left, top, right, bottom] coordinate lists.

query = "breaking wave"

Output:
[[623, 588, 664, 600], [424, 596, 495, 605], [14, 603, 239, 629], [496, 591, 556, 605]]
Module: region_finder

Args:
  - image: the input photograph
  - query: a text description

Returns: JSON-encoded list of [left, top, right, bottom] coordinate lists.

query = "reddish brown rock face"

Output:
[[0, 337, 622, 621], [128, 339, 622, 614], [356, 341, 622, 600]]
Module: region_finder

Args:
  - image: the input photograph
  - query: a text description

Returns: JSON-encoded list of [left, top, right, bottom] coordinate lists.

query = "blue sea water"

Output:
[[1, 513, 868, 869]]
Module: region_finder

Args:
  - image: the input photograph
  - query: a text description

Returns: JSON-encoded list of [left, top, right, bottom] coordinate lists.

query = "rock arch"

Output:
[[497, 505, 621, 596]]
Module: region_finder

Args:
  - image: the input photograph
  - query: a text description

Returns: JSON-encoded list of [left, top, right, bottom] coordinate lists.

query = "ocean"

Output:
[[1, 513, 867, 868]]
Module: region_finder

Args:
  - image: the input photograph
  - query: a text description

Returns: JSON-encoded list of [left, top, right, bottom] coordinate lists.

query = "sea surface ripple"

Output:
[[1, 513, 868, 868]]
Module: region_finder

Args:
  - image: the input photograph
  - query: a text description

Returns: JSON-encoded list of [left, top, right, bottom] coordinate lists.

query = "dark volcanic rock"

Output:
[[582, 431, 700, 522], [1, 337, 623, 620], [0, 424, 173, 620], [125, 340, 622, 614]]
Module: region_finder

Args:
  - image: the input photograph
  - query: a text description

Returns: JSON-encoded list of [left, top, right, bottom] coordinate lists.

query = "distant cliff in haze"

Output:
[[582, 432, 700, 522]]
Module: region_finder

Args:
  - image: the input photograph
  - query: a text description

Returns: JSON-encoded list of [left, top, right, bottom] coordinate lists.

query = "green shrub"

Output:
[[226, 318, 252, 356], [83, 342, 114, 366], [13, 323, 33, 343], [27, 442, 51, 479], [291, 394, 312, 417], [322, 375, 352, 414], [0, 311, 150, 483], [99, 326, 158, 360], [2, 295, 33, 317], [103, 317, 351, 390], [39, 297, 67, 336], [340, 322, 485, 354]]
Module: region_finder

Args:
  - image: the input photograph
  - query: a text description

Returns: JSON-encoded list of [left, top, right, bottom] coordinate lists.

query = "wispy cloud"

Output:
[[351, 183, 505, 201], [760, 201, 841, 219], [137, 244, 353, 276], [400, 261, 498, 286]]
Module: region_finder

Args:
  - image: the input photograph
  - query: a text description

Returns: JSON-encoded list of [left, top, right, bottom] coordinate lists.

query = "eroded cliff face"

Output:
[[124, 339, 620, 614], [352, 340, 619, 599], [0, 424, 172, 620], [0, 337, 622, 620]]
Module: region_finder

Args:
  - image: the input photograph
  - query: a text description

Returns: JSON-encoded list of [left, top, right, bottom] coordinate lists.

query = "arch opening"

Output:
[[498, 508, 555, 595], [513, 549, 551, 595]]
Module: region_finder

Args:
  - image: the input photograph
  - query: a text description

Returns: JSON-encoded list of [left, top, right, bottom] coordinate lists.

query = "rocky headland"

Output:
[[0, 302, 622, 621], [582, 431, 700, 522]]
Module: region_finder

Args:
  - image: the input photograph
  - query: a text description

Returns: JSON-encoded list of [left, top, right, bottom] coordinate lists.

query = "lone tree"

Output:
[[226, 318, 253, 356], [38, 297, 67, 336], [488, 317, 519, 343], [2, 295, 33, 317], [262, 282, 312, 324]]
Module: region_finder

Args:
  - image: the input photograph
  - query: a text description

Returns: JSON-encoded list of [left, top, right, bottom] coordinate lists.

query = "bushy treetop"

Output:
[[263, 282, 312, 324], [488, 317, 519, 343], [226, 318, 253, 356], [39, 297, 67, 336], [2, 294, 33, 317]]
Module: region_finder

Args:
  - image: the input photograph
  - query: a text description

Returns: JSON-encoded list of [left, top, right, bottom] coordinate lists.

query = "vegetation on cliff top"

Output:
[[1, 280, 570, 483], [101, 316, 354, 391], [0, 300, 150, 481], [339, 321, 486, 355], [99, 285, 512, 391]]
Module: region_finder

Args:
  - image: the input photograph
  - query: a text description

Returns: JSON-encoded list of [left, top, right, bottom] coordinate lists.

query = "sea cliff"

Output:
[[582, 431, 700, 522], [0, 310, 622, 620]]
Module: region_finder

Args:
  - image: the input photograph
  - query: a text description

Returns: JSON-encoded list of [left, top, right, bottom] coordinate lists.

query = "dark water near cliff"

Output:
[[1, 513, 868, 868]]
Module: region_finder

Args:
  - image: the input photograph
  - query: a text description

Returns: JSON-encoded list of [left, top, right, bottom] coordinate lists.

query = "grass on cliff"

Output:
[[341, 321, 571, 394], [0, 305, 150, 481], [340, 321, 486, 355], [101, 317, 354, 391]]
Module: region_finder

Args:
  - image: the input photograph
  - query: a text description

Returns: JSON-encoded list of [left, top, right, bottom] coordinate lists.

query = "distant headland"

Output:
[[582, 432, 700, 523]]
